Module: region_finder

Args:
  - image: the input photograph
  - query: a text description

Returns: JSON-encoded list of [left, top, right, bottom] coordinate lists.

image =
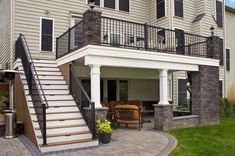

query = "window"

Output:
[[119, 0, 129, 12], [219, 39, 224, 65], [119, 80, 128, 101], [178, 79, 187, 106], [219, 80, 223, 97], [175, 0, 183, 17], [40, 18, 53, 51], [226, 49, 230, 71], [87, 0, 100, 6], [156, 0, 165, 19], [216, 0, 223, 28], [104, 0, 115, 9]]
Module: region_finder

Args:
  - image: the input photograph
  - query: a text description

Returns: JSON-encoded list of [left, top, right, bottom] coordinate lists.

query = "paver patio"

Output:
[[0, 125, 177, 156]]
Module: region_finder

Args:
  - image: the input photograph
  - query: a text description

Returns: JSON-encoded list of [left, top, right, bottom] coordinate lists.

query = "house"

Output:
[[0, 0, 228, 153]]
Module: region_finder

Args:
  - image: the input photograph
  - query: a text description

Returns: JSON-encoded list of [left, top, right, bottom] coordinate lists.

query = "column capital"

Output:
[[89, 64, 101, 68]]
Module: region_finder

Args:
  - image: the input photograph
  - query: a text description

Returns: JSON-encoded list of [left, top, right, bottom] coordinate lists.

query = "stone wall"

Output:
[[172, 115, 199, 129]]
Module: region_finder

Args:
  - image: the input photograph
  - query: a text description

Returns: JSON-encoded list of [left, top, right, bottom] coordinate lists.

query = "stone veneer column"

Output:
[[154, 69, 173, 131], [83, 9, 102, 46], [191, 36, 220, 124]]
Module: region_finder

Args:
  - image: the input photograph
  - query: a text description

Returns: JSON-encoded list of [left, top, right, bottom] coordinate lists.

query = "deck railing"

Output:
[[70, 65, 96, 139], [15, 34, 49, 145], [56, 16, 209, 59]]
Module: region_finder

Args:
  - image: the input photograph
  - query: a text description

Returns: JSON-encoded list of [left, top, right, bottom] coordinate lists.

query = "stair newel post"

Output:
[[56, 37, 59, 59], [42, 104, 47, 145], [91, 102, 96, 139], [144, 23, 148, 50]]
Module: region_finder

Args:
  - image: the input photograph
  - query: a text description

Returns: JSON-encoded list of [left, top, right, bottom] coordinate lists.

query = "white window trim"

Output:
[[70, 14, 83, 27], [39, 17, 54, 52], [155, 0, 167, 20], [99, 0, 131, 12]]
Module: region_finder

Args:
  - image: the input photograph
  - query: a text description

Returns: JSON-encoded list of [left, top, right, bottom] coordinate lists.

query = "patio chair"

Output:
[[107, 100, 124, 121], [114, 104, 141, 131]]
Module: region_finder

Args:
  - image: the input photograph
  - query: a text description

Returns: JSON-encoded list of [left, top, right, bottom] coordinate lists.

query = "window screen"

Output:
[[41, 18, 53, 51], [156, 0, 165, 19]]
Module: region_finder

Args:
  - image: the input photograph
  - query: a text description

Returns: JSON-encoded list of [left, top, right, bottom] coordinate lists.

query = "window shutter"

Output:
[[175, 0, 183, 17], [175, 28, 185, 54], [156, 0, 165, 19], [226, 49, 230, 71], [119, 0, 129, 12], [104, 0, 115, 9], [178, 79, 187, 106], [216, 0, 223, 28], [41, 19, 53, 51], [219, 81, 223, 97], [219, 39, 224, 65]]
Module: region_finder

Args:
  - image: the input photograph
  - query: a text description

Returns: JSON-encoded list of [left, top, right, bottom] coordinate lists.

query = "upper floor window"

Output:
[[175, 0, 183, 17], [156, 0, 165, 19], [87, 0, 100, 6], [119, 0, 130, 12], [40, 18, 53, 51], [104, 0, 115, 9], [216, 0, 223, 28]]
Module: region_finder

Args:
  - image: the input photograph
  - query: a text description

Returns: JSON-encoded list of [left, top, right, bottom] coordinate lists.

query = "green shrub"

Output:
[[219, 97, 235, 117]]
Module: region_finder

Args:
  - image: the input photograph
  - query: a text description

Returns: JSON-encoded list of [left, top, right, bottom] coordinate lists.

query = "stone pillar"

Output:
[[154, 69, 173, 131], [158, 69, 169, 105], [154, 104, 173, 131], [83, 9, 102, 46], [90, 64, 102, 108], [191, 36, 220, 125]]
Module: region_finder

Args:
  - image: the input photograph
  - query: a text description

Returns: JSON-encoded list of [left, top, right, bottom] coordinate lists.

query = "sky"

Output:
[[225, 0, 235, 8]]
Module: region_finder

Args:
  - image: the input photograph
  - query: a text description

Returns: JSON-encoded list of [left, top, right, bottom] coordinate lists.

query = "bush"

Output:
[[219, 97, 235, 117]]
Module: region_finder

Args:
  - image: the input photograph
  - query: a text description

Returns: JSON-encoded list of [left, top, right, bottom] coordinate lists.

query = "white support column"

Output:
[[90, 64, 102, 108], [158, 69, 169, 105]]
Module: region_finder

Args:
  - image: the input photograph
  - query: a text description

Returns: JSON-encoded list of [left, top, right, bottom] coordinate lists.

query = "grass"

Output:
[[169, 117, 235, 156]]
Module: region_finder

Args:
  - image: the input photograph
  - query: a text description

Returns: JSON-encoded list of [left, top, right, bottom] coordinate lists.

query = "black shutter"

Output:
[[175, 0, 183, 17], [219, 39, 224, 65], [88, 0, 100, 6], [175, 28, 185, 54], [226, 49, 230, 71], [216, 0, 223, 28], [178, 79, 187, 106], [119, 0, 129, 12], [156, 0, 165, 19], [41, 19, 53, 51], [104, 0, 115, 9], [219, 80, 223, 97]]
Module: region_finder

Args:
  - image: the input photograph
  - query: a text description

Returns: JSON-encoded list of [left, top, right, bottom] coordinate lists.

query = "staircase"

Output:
[[16, 59, 98, 153]]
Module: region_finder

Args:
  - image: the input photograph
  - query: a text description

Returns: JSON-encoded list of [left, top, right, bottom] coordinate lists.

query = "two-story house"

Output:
[[0, 0, 227, 153]]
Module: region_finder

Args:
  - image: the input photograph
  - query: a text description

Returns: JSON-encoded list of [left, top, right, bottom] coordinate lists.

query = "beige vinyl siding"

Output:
[[225, 10, 235, 98], [173, 0, 196, 32], [14, 0, 149, 60], [0, 0, 12, 69], [195, 0, 205, 15]]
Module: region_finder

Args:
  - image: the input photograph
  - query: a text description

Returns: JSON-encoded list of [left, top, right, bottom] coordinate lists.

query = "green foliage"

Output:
[[219, 97, 235, 117], [96, 119, 112, 134], [169, 117, 235, 156]]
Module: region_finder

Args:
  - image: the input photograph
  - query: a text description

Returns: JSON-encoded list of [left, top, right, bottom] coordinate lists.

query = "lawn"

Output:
[[169, 117, 235, 156]]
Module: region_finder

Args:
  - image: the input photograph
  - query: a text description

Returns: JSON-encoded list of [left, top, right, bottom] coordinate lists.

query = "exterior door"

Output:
[[70, 17, 83, 49], [175, 28, 185, 54], [108, 80, 117, 101]]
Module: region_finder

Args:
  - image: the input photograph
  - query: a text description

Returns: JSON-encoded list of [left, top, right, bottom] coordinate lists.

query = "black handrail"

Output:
[[15, 34, 49, 145], [70, 65, 96, 139]]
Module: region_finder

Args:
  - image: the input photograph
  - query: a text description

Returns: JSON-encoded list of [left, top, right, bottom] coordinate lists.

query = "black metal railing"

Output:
[[56, 16, 209, 59], [15, 34, 49, 145], [56, 20, 84, 59], [70, 65, 96, 139]]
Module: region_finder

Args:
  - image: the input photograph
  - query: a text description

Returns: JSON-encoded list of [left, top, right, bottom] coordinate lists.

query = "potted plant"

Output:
[[96, 119, 112, 144]]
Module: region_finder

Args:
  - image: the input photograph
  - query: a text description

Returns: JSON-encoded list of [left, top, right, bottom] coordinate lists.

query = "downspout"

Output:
[[10, 0, 15, 69]]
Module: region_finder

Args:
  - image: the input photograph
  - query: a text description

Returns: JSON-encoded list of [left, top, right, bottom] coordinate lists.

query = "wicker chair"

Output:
[[107, 100, 124, 121], [114, 104, 141, 131]]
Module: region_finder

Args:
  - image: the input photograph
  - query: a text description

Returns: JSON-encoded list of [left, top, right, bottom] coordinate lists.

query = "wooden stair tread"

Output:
[[40, 138, 95, 147], [33, 117, 83, 122], [38, 131, 91, 138], [35, 124, 87, 130], [31, 111, 80, 115]]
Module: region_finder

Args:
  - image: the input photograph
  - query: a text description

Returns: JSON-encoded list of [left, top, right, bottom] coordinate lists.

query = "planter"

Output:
[[99, 133, 112, 144]]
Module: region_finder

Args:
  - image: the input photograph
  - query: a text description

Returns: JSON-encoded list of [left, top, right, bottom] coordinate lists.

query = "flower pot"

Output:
[[99, 133, 112, 144]]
